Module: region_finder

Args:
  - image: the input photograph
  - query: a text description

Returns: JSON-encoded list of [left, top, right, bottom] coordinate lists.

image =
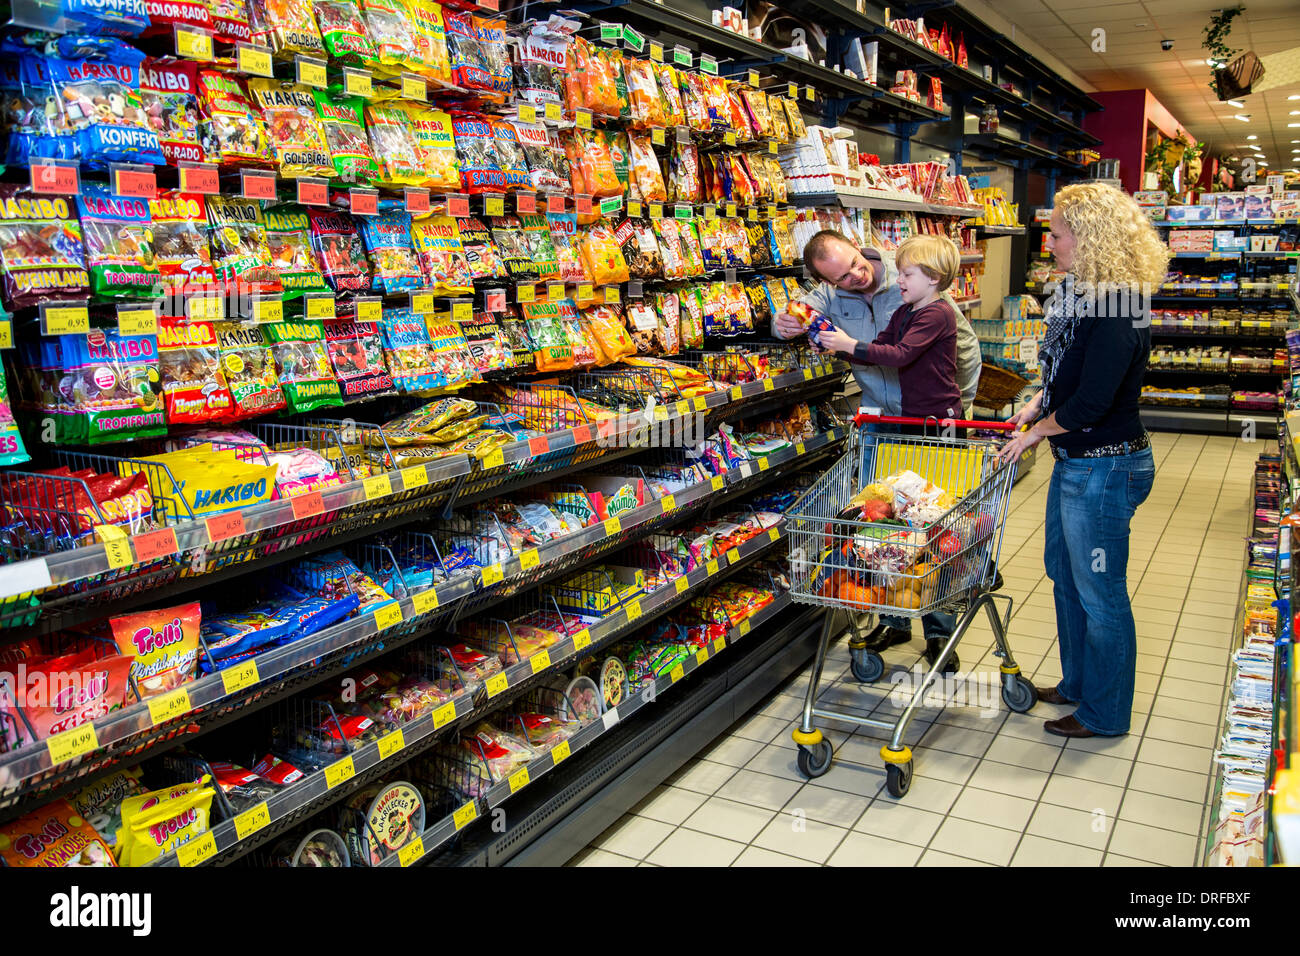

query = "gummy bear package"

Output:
[[55, 329, 165, 444], [459, 311, 512, 375], [262, 319, 345, 412], [264, 204, 329, 298], [215, 320, 288, 418], [308, 208, 371, 293], [513, 27, 567, 107], [411, 0, 452, 85], [490, 120, 531, 191], [207, 196, 282, 295], [0, 800, 117, 868], [520, 214, 559, 281], [411, 214, 473, 294], [313, 0, 378, 65], [547, 212, 587, 283], [361, 0, 419, 75], [404, 106, 460, 192], [0, 363, 30, 466], [365, 104, 425, 186], [359, 211, 423, 294], [324, 316, 396, 401], [157, 316, 236, 425], [248, 79, 334, 179], [490, 215, 538, 283], [140, 56, 207, 165], [452, 113, 505, 194], [512, 122, 567, 193], [425, 319, 476, 389], [313, 90, 378, 183], [474, 15, 512, 98], [211, 0, 254, 43], [76, 183, 163, 300], [458, 216, 504, 280], [521, 301, 572, 372], [0, 185, 90, 311], [198, 69, 274, 167], [379, 307, 442, 392], [43, 36, 165, 168], [444, 9, 494, 92], [579, 221, 630, 286], [248, 0, 326, 57]]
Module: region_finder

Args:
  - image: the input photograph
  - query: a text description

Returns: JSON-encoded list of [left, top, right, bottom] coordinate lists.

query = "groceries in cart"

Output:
[[846, 470, 958, 527]]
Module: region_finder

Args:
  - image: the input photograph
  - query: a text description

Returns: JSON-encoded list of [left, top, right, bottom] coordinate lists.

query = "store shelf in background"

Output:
[[1155, 219, 1300, 228], [1244, 251, 1300, 259], [960, 254, 984, 264], [976, 225, 1026, 236], [790, 192, 982, 217], [953, 297, 980, 310], [1140, 406, 1279, 438]]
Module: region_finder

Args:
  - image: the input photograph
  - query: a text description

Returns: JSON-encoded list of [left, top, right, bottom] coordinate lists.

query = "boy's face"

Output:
[[815, 240, 875, 291], [897, 263, 938, 304]]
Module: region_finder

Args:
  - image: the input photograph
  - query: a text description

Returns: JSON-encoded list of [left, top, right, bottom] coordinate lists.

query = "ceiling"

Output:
[[965, 0, 1300, 179]]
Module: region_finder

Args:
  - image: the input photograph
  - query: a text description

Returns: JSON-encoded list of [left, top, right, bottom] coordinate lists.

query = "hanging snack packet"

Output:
[[459, 311, 512, 375], [140, 57, 207, 166], [312, 90, 377, 184], [616, 217, 661, 280], [325, 316, 396, 401], [361, 0, 418, 75], [513, 27, 567, 107], [605, 46, 631, 120], [679, 284, 704, 348], [49, 330, 165, 444], [426, 318, 476, 389], [0, 799, 117, 867], [697, 216, 725, 272], [522, 301, 573, 372], [248, 79, 333, 179], [491, 120, 531, 191], [313, 0, 378, 65], [547, 212, 587, 283], [624, 58, 664, 128], [410, 214, 473, 294], [572, 36, 618, 116], [207, 196, 282, 295], [677, 219, 705, 276], [654, 62, 685, 126], [744, 278, 772, 329], [746, 218, 774, 268], [572, 129, 621, 199], [608, 130, 632, 199], [652, 291, 681, 354], [580, 303, 635, 365], [264, 205, 328, 298], [0, 185, 90, 311], [458, 216, 505, 280], [76, 184, 162, 300], [109, 602, 202, 699], [513, 122, 567, 193], [365, 103, 425, 186], [474, 15, 512, 98], [215, 320, 288, 418], [44, 37, 165, 168], [625, 299, 658, 354], [379, 307, 442, 392], [198, 70, 274, 167], [768, 97, 790, 142], [404, 106, 460, 192], [491, 215, 539, 283], [771, 216, 796, 264], [359, 211, 424, 294], [452, 113, 506, 194], [579, 221, 630, 286], [680, 72, 711, 132], [521, 214, 560, 281], [444, 9, 494, 92], [263, 319, 345, 412], [726, 88, 751, 139], [668, 142, 701, 203], [783, 98, 807, 137], [66, 0, 149, 35], [308, 207, 371, 293], [157, 316, 236, 426], [411, 0, 452, 85], [248, 0, 326, 57], [652, 217, 686, 281], [0, 364, 30, 466], [628, 133, 667, 202], [211, 0, 253, 42], [557, 300, 597, 367]]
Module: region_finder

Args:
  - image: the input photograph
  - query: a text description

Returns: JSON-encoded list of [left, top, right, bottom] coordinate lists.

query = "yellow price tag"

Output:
[[398, 837, 425, 867], [796, 441, 806, 455], [117, 308, 157, 335], [661, 494, 676, 512], [696, 648, 709, 666], [739, 619, 751, 636], [453, 801, 478, 830], [693, 396, 706, 411], [297, 58, 327, 88], [410, 292, 435, 313], [769, 142, 778, 155], [378, 729, 405, 760], [451, 301, 472, 322], [187, 296, 224, 321], [545, 102, 562, 121], [768, 527, 780, 542], [675, 576, 688, 594], [0, 320, 11, 349], [675, 399, 689, 417], [147, 688, 192, 726], [483, 448, 506, 470], [176, 831, 218, 867], [486, 672, 508, 698], [485, 195, 505, 216], [576, 110, 592, 130], [706, 559, 719, 576], [759, 457, 769, 471], [221, 659, 259, 694], [411, 588, 439, 616], [481, 564, 504, 586], [101, 536, 133, 570], [652, 128, 665, 146], [509, 767, 531, 792], [787, 82, 798, 98], [726, 203, 737, 217], [727, 549, 740, 564], [604, 517, 622, 535], [729, 385, 743, 400], [374, 602, 403, 631], [402, 74, 426, 100], [520, 549, 541, 571], [625, 599, 642, 621], [344, 71, 373, 98], [402, 465, 429, 489], [649, 203, 663, 219], [324, 757, 356, 789], [517, 102, 536, 123], [237, 44, 272, 76], [530, 650, 551, 674], [176, 28, 213, 60], [363, 474, 392, 500], [233, 803, 270, 841], [305, 297, 335, 320], [432, 702, 456, 729], [670, 664, 684, 683], [251, 298, 283, 323], [47, 723, 99, 765], [606, 287, 620, 304], [763, 378, 774, 391], [714, 636, 726, 653], [573, 629, 591, 650], [551, 740, 571, 764], [711, 475, 724, 491], [725, 131, 737, 146], [44, 306, 89, 334]]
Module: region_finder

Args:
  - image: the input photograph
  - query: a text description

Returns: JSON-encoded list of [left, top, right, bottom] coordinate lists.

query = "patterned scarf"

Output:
[[1037, 279, 1088, 415]]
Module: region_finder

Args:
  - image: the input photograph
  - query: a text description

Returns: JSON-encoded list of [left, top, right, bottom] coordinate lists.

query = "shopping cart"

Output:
[[786, 414, 1036, 797]]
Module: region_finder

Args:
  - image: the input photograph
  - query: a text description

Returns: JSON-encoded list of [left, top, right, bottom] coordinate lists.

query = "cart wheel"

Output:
[[885, 761, 912, 798], [1001, 675, 1038, 713], [850, 648, 885, 684], [797, 740, 834, 778]]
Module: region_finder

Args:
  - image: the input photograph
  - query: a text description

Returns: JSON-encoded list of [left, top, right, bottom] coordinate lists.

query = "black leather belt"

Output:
[[1050, 432, 1151, 461]]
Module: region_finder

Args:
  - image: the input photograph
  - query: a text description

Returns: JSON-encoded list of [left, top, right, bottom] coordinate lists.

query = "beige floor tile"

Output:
[[1127, 762, 1215, 804], [827, 830, 926, 866], [804, 760, 888, 799], [594, 815, 675, 859], [645, 828, 746, 867], [715, 769, 805, 811], [730, 712, 796, 744], [732, 845, 819, 867], [1162, 658, 1229, 685], [984, 734, 1066, 773], [920, 724, 998, 758], [1054, 749, 1136, 787], [744, 744, 804, 779], [853, 801, 945, 846], [894, 774, 964, 814], [682, 797, 776, 844], [1136, 738, 1214, 775], [630, 786, 710, 826], [700, 735, 768, 769], [1156, 676, 1227, 705], [1026, 802, 1110, 850], [1171, 627, 1235, 649], [1167, 641, 1231, 665], [929, 817, 1022, 865], [967, 758, 1052, 801], [916, 850, 995, 866], [1040, 774, 1125, 816], [1064, 732, 1142, 760], [1143, 715, 1220, 749], [1135, 653, 1166, 675], [1011, 834, 1104, 867], [911, 748, 980, 785], [1150, 695, 1224, 726], [1102, 853, 1165, 867], [752, 815, 850, 864], [667, 758, 738, 795], [1107, 820, 1198, 867], [759, 694, 806, 721], [568, 847, 640, 867], [781, 781, 874, 829], [1117, 789, 1205, 835], [949, 786, 1038, 832]]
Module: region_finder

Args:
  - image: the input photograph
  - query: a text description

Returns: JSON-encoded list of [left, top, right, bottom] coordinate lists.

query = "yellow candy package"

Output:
[[159, 452, 280, 518], [115, 779, 216, 867], [581, 303, 636, 365], [579, 222, 631, 286], [412, 0, 452, 84], [248, 79, 335, 179], [249, 0, 327, 58], [411, 215, 474, 295], [366, 104, 426, 186], [361, 0, 419, 75], [403, 106, 461, 191]]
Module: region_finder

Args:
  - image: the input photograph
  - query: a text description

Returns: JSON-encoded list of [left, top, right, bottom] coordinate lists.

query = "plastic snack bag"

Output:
[[491, 215, 539, 283], [313, 0, 378, 65], [312, 90, 377, 184], [572, 36, 618, 116], [65, 0, 149, 35], [265, 204, 328, 298], [76, 183, 162, 300], [359, 211, 423, 294], [426, 318, 476, 388], [364, 103, 424, 186], [522, 301, 573, 372], [678, 284, 704, 348], [521, 214, 560, 281], [680, 72, 711, 132], [248, 0, 327, 56], [513, 122, 567, 193], [458, 310, 511, 375], [140, 57, 207, 166], [579, 221, 630, 286], [615, 217, 661, 280], [668, 142, 701, 203], [149, 191, 214, 300], [474, 15, 512, 98], [247, 78, 334, 179], [458, 216, 505, 280], [783, 97, 807, 137], [452, 113, 506, 194], [572, 130, 621, 199], [0, 185, 90, 311], [207, 195, 282, 294], [604, 46, 631, 120], [325, 316, 395, 401], [379, 307, 442, 392], [197, 69, 274, 168], [697, 216, 725, 271], [676, 219, 705, 277], [608, 130, 632, 199], [652, 218, 686, 280], [652, 291, 680, 354], [411, 0, 452, 85], [0, 800, 117, 868], [513, 27, 567, 107], [444, 9, 494, 92], [211, 0, 253, 42], [109, 602, 202, 699], [557, 300, 597, 367], [404, 106, 460, 191], [157, 316, 236, 425], [263, 318, 344, 411], [410, 214, 473, 294], [361, 0, 418, 75], [45, 330, 165, 444], [580, 303, 635, 365], [0, 363, 29, 466], [624, 58, 664, 128], [116, 780, 216, 866], [625, 299, 658, 354], [307, 208, 371, 293], [653, 62, 685, 126], [547, 212, 587, 283], [628, 133, 667, 202], [215, 320, 288, 418], [491, 120, 531, 191]]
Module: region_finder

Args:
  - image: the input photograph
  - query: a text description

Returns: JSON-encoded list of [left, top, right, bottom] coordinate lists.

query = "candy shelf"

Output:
[[975, 225, 1025, 236], [790, 192, 983, 217]]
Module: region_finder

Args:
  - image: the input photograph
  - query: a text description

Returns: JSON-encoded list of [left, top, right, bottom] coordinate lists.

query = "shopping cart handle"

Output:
[[853, 413, 1017, 431]]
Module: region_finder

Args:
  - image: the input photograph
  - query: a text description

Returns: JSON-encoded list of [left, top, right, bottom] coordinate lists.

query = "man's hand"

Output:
[[773, 310, 804, 340], [817, 325, 858, 357]]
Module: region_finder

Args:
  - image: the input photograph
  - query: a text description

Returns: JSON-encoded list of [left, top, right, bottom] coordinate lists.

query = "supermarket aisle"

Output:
[[572, 432, 1257, 867]]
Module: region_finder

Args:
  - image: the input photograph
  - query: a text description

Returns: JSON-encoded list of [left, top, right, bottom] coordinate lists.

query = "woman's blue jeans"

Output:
[[1044, 446, 1155, 735]]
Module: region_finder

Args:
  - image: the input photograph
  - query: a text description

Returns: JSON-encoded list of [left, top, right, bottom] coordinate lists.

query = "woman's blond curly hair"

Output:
[[1054, 182, 1171, 289]]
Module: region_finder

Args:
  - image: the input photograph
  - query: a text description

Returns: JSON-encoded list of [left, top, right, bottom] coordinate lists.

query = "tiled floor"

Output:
[[572, 432, 1257, 867]]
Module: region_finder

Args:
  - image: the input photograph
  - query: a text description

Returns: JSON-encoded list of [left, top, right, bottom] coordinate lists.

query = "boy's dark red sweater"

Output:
[[842, 299, 960, 419]]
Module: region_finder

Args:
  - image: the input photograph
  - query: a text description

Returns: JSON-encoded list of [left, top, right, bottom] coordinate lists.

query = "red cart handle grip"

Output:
[[853, 413, 1017, 431]]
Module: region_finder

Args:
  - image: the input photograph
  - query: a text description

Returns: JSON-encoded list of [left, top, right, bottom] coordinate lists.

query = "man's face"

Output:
[[815, 241, 875, 292]]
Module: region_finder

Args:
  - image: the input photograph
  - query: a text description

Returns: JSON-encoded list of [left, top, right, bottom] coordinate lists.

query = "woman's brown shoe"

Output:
[[1036, 686, 1073, 705]]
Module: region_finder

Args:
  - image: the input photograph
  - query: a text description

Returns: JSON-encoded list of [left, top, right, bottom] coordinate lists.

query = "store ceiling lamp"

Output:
[[1225, 99, 1245, 107], [1247, 134, 1258, 139], [1234, 114, 1252, 121]]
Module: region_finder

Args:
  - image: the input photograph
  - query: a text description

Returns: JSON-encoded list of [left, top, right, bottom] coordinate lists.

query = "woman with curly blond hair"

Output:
[[997, 182, 1170, 739]]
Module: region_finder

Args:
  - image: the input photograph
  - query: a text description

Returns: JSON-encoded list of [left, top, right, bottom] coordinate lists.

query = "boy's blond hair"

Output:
[[895, 235, 960, 292]]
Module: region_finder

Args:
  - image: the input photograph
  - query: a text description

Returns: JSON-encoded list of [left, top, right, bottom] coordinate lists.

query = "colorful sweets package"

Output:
[[262, 319, 345, 412], [247, 79, 335, 179], [207, 196, 282, 295], [0, 185, 90, 311], [76, 183, 162, 299], [264, 205, 329, 297], [308, 208, 371, 293]]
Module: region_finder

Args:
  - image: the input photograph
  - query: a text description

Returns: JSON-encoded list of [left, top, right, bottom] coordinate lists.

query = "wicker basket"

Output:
[[975, 362, 1030, 409]]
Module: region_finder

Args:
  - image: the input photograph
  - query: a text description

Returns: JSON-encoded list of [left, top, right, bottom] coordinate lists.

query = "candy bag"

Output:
[[76, 183, 162, 300], [458, 216, 504, 280], [488, 120, 529, 192], [474, 15, 512, 98], [522, 301, 572, 372], [680, 72, 710, 132], [140, 57, 207, 165], [452, 113, 505, 194], [679, 284, 703, 348], [325, 317, 396, 401], [198, 69, 274, 167], [0, 800, 117, 868], [263, 319, 345, 411], [513, 28, 567, 107], [249, 0, 327, 56], [0, 363, 29, 466], [109, 602, 202, 699], [149, 191, 214, 300], [573, 130, 621, 198], [410, 214, 473, 294], [358, 211, 423, 294], [264, 204, 328, 297], [628, 134, 667, 202], [248, 79, 334, 178], [783, 97, 807, 137], [547, 212, 587, 283], [67, 0, 149, 35], [215, 320, 288, 418], [313, 0, 378, 65], [580, 303, 635, 364], [313, 90, 377, 183], [48, 331, 165, 444], [0, 185, 90, 311], [459, 311, 512, 375], [653, 62, 685, 126], [404, 106, 460, 191], [212, 0, 253, 43], [116, 780, 215, 866], [557, 300, 597, 367], [411, 0, 452, 84], [625, 299, 658, 354], [308, 208, 371, 293], [444, 9, 494, 92], [365, 104, 425, 186], [521, 214, 559, 281], [426, 319, 476, 389], [668, 142, 701, 203], [579, 221, 630, 286], [512, 122, 567, 193], [157, 316, 236, 425], [379, 307, 442, 392], [207, 196, 282, 294], [361, 0, 418, 75], [490, 215, 538, 282]]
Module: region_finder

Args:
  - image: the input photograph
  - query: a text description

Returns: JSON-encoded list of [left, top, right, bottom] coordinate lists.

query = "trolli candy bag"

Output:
[[264, 204, 329, 298], [248, 79, 335, 179], [308, 208, 371, 293], [76, 183, 163, 300], [140, 57, 208, 166], [0, 185, 90, 311], [313, 90, 378, 184], [206, 196, 282, 295]]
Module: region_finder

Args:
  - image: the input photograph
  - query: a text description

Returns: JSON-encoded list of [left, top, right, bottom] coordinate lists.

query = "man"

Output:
[[775, 229, 983, 671]]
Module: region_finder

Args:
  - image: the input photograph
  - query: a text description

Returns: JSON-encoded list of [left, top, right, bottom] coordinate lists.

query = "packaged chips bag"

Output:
[[207, 196, 282, 294], [325, 316, 395, 401], [264, 204, 329, 298], [313, 90, 378, 183], [651, 217, 686, 280], [215, 320, 288, 418], [677, 219, 705, 276], [404, 106, 460, 191], [246, 79, 334, 179], [313, 0, 378, 65], [308, 207, 371, 293], [624, 58, 664, 128], [263, 319, 345, 412], [615, 217, 661, 281], [571, 129, 621, 199], [249, 0, 327, 57], [410, 214, 473, 294], [580, 302, 635, 365], [579, 221, 630, 286], [452, 113, 505, 194], [359, 210, 423, 294], [157, 316, 237, 425], [654, 62, 685, 126], [198, 69, 274, 167], [140, 56, 208, 166], [76, 183, 162, 300], [0, 185, 90, 311], [628, 134, 667, 202], [366, 103, 425, 186]]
